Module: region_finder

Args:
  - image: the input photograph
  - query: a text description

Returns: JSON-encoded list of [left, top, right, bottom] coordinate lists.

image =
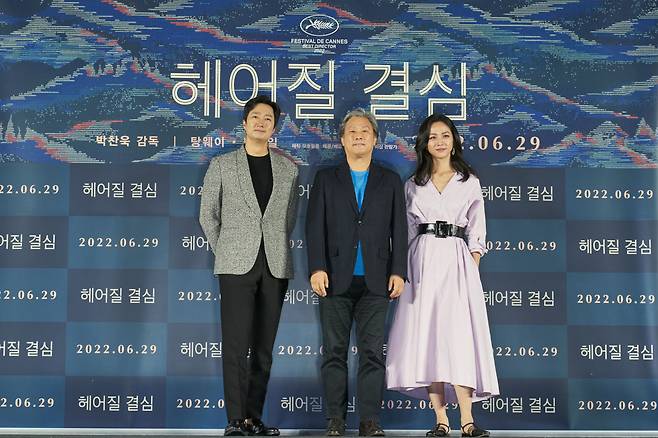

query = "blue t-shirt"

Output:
[[350, 169, 369, 276]]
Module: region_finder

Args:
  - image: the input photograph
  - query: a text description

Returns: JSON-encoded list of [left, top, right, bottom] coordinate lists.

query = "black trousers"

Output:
[[319, 276, 389, 421], [218, 247, 287, 421]]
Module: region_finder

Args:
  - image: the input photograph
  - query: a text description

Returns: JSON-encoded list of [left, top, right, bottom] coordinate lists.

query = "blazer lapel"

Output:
[[360, 163, 383, 216], [236, 146, 262, 218], [263, 150, 284, 218], [336, 161, 359, 215]]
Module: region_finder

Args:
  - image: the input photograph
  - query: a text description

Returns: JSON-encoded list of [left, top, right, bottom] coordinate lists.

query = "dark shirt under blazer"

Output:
[[306, 161, 408, 295], [199, 147, 299, 278]]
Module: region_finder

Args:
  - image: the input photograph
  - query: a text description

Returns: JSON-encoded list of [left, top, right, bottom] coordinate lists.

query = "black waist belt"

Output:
[[418, 221, 466, 239]]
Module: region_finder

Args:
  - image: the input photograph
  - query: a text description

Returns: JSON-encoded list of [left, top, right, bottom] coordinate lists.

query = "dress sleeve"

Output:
[[465, 177, 487, 255], [405, 180, 419, 244]]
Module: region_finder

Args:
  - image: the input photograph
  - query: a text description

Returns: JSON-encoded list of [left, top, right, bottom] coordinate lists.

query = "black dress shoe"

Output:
[[224, 419, 247, 436], [245, 418, 280, 436], [461, 422, 490, 437], [359, 419, 385, 436], [326, 417, 346, 436]]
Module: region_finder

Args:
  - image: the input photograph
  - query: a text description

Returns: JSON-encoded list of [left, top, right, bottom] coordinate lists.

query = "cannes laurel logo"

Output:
[[300, 14, 339, 37]]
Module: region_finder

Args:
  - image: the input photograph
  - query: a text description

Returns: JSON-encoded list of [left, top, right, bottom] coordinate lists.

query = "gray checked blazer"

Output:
[[199, 146, 299, 278]]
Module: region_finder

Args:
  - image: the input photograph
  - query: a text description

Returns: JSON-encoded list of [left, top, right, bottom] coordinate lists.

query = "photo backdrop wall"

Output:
[[0, 0, 657, 431]]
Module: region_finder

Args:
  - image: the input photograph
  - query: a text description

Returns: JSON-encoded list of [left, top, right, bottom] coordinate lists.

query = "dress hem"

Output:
[[387, 380, 498, 403]]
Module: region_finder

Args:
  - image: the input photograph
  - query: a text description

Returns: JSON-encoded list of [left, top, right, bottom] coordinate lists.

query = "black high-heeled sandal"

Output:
[[426, 423, 450, 437], [461, 422, 490, 437]]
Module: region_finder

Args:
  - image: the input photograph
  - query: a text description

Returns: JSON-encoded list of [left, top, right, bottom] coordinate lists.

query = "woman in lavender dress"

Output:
[[386, 114, 499, 437]]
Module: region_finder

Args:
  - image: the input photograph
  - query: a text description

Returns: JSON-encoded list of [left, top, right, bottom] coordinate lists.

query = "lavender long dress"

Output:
[[386, 174, 499, 404]]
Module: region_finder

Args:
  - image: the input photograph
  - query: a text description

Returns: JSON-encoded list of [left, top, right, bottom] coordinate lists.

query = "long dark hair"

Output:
[[412, 113, 476, 186]]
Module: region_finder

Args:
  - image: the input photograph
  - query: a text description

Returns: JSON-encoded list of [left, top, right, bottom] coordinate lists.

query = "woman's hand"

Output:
[[471, 252, 481, 267]]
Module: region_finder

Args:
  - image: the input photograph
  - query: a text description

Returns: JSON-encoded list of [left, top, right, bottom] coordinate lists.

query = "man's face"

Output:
[[243, 103, 275, 143], [340, 116, 376, 160]]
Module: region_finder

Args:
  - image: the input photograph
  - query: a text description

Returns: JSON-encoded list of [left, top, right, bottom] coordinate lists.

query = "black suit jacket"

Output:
[[305, 160, 408, 296]]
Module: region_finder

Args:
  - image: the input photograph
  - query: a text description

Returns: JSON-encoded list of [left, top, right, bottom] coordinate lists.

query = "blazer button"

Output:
[[353, 245, 358, 249], [357, 220, 362, 225]]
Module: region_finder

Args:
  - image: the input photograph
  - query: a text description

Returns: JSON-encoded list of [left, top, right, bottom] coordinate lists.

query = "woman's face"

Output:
[[426, 121, 454, 161]]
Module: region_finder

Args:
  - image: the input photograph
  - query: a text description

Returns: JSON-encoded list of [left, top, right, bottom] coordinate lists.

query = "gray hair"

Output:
[[338, 108, 379, 139]]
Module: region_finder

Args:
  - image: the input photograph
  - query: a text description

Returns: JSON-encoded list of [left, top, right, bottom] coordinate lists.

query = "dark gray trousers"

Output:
[[319, 276, 388, 421], [219, 247, 287, 421]]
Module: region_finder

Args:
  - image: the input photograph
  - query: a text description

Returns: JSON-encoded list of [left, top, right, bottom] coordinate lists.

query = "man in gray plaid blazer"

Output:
[[199, 96, 298, 436]]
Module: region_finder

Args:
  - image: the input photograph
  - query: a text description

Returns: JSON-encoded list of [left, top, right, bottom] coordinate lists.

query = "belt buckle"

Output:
[[434, 221, 448, 238]]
